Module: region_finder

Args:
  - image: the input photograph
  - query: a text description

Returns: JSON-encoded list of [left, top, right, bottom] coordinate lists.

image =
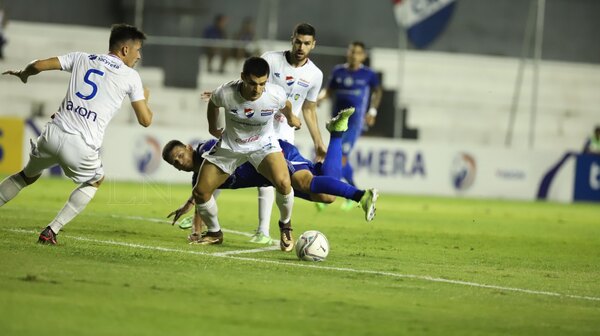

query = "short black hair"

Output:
[[162, 140, 185, 164], [350, 41, 366, 50], [293, 23, 316, 38], [109, 24, 147, 51], [242, 57, 270, 78]]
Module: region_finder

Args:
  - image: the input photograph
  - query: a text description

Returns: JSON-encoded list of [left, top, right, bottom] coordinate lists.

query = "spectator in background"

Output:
[[583, 125, 600, 155], [234, 17, 256, 61], [0, 3, 7, 60], [203, 14, 229, 73]]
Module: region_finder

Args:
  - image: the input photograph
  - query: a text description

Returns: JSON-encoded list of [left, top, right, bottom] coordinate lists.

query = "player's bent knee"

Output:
[[91, 176, 105, 188], [19, 171, 41, 185], [192, 188, 212, 204]]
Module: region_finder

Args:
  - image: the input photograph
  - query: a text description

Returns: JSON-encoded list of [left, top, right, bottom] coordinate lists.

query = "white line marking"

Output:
[[5, 228, 600, 302], [113, 214, 280, 255]]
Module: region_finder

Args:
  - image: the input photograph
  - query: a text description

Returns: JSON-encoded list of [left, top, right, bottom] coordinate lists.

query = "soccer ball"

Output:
[[295, 230, 329, 262]]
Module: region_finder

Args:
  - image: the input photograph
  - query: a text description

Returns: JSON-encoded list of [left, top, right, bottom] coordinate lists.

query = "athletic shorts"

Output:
[[23, 123, 104, 184], [202, 139, 282, 175]]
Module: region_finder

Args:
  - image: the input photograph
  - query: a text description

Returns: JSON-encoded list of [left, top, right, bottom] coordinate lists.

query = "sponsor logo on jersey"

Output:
[[298, 78, 310, 88], [244, 108, 254, 118], [235, 135, 260, 144], [286, 76, 295, 86], [343, 77, 354, 87], [274, 72, 281, 78], [88, 55, 98, 61], [230, 109, 238, 114], [294, 94, 301, 101], [260, 109, 274, 116]]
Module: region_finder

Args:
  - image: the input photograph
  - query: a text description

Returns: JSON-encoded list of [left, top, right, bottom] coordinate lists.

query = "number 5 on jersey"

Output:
[[76, 69, 105, 100]]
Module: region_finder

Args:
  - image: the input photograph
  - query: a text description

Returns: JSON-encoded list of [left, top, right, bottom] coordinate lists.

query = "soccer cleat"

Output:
[[191, 230, 223, 245], [315, 202, 328, 212], [249, 231, 274, 244], [38, 226, 57, 245], [340, 199, 355, 211], [326, 107, 355, 133], [359, 188, 379, 222], [178, 216, 194, 229], [279, 221, 294, 252]]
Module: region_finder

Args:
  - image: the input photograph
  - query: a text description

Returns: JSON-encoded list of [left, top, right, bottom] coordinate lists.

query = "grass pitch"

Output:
[[1, 176, 599, 335]]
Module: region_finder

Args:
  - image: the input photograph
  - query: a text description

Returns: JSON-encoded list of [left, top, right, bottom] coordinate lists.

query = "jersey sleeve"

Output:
[[128, 71, 146, 102], [210, 83, 226, 107], [57, 52, 85, 72], [305, 68, 323, 102]]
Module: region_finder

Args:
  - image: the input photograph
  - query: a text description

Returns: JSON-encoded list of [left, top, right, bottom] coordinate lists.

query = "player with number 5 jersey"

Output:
[[0, 24, 153, 245]]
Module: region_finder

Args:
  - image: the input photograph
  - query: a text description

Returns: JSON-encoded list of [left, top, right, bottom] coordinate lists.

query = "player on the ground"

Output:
[[0, 24, 153, 244], [251, 23, 326, 244], [317, 41, 382, 210], [162, 107, 378, 243], [192, 56, 301, 251]]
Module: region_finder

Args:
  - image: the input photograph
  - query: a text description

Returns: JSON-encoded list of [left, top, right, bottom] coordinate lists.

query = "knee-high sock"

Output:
[[321, 134, 343, 179], [257, 186, 274, 236], [275, 190, 294, 224], [195, 196, 221, 232], [342, 161, 356, 187], [0, 174, 27, 206], [49, 184, 97, 233], [310, 176, 364, 201]]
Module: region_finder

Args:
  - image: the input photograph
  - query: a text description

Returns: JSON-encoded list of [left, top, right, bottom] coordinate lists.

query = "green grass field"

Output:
[[1, 176, 599, 335]]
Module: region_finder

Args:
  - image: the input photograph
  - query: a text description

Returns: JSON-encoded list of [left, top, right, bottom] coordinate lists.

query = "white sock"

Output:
[[195, 196, 221, 232], [49, 184, 97, 233], [0, 174, 27, 206], [275, 189, 294, 224], [257, 186, 275, 236]]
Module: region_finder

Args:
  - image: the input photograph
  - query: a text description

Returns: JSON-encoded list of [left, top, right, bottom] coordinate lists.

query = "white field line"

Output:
[[112, 214, 280, 255], [4, 228, 600, 303]]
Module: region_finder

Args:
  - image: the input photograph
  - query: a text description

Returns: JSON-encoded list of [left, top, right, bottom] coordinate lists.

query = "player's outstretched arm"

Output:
[[2, 57, 61, 83], [365, 86, 383, 127], [302, 100, 327, 162], [131, 88, 153, 127]]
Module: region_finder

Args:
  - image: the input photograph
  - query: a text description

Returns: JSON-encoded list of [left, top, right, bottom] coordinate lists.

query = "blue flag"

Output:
[[394, 0, 456, 48]]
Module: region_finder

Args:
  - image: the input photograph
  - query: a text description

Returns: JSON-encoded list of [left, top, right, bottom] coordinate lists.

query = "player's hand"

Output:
[[2, 70, 29, 84], [365, 114, 376, 127], [200, 91, 213, 101], [167, 200, 194, 225], [209, 127, 224, 138], [287, 115, 302, 130], [314, 144, 327, 163]]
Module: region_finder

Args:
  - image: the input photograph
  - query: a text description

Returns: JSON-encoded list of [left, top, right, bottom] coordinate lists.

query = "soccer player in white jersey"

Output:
[[250, 23, 326, 244], [192, 57, 301, 250], [0, 24, 153, 244]]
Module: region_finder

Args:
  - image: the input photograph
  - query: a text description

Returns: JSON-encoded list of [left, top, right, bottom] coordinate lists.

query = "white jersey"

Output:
[[261, 51, 323, 143], [211, 80, 287, 153], [52, 52, 145, 150]]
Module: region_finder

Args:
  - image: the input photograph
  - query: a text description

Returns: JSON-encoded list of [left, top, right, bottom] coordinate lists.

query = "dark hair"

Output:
[[293, 23, 316, 38], [109, 24, 147, 51], [242, 57, 270, 77], [349, 41, 366, 50], [162, 140, 185, 164]]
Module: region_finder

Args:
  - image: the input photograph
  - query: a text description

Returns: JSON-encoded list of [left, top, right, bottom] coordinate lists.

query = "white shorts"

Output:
[[202, 140, 282, 175], [23, 123, 104, 184]]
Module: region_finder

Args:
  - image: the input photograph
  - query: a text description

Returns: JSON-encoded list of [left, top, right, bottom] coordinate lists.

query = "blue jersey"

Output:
[[326, 64, 379, 126], [192, 139, 316, 189]]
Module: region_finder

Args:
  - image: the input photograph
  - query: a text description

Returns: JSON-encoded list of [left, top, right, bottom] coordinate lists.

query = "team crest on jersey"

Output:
[[274, 72, 281, 78], [298, 79, 310, 88], [88, 54, 98, 61], [286, 76, 295, 86], [244, 108, 254, 118], [344, 77, 354, 87], [260, 109, 274, 116]]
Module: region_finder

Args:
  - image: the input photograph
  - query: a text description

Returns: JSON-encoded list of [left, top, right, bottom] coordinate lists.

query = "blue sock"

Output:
[[321, 133, 343, 179], [310, 176, 360, 200], [342, 162, 356, 187]]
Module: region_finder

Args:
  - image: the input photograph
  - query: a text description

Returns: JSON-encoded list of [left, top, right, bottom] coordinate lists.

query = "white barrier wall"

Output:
[[22, 119, 576, 202]]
